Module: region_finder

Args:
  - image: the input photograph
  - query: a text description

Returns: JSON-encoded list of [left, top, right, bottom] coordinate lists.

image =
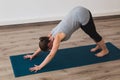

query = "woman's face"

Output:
[[48, 40, 53, 50]]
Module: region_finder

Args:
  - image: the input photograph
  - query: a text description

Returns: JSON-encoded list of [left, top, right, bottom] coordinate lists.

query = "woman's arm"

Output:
[[32, 48, 41, 57], [24, 48, 41, 60], [29, 34, 62, 72]]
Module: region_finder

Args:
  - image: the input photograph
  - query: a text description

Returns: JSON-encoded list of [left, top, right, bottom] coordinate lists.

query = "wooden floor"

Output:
[[0, 17, 120, 80]]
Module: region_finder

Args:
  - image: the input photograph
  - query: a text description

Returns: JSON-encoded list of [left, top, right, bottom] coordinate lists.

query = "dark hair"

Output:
[[39, 36, 50, 51]]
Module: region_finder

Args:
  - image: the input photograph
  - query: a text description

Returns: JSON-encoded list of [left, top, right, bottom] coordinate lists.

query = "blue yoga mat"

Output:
[[10, 42, 120, 77]]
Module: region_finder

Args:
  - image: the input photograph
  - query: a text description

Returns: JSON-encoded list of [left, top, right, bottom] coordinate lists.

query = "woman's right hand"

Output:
[[24, 55, 33, 60]]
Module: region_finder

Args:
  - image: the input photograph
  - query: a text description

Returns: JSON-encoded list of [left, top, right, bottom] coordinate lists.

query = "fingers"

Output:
[[29, 67, 36, 72], [23, 55, 28, 59], [29, 57, 33, 60], [29, 67, 38, 72], [29, 65, 41, 72], [29, 58, 32, 60], [24, 55, 32, 60]]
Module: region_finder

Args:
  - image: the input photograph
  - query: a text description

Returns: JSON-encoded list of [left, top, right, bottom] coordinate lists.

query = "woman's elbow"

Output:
[[48, 54, 55, 59]]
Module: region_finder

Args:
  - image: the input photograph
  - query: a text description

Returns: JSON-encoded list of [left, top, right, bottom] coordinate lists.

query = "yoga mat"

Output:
[[10, 42, 120, 77]]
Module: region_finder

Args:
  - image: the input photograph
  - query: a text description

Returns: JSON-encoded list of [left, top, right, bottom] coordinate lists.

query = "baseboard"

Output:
[[0, 15, 120, 28], [94, 15, 120, 20]]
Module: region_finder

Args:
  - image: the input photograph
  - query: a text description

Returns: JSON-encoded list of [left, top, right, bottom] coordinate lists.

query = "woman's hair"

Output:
[[39, 36, 50, 51]]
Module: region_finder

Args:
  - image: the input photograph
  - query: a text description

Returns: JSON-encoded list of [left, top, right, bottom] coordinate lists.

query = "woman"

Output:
[[24, 6, 109, 72]]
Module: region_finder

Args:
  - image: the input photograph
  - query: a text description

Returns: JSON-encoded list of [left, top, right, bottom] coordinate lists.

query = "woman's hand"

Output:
[[24, 55, 33, 60], [29, 65, 42, 72]]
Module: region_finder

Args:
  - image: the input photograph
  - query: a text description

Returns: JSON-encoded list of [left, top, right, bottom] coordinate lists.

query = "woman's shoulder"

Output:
[[54, 32, 66, 41]]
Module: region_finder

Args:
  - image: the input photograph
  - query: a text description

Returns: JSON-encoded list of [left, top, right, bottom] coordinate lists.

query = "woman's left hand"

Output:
[[29, 65, 42, 72]]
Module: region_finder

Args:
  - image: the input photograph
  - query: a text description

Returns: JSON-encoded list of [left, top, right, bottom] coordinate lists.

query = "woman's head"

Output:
[[39, 36, 50, 51]]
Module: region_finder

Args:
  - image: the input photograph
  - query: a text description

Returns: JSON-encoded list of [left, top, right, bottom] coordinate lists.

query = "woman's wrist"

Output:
[[32, 52, 37, 58], [38, 65, 42, 70]]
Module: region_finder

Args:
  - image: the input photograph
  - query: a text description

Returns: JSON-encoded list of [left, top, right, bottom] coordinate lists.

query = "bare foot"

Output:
[[95, 49, 109, 57], [90, 45, 100, 52]]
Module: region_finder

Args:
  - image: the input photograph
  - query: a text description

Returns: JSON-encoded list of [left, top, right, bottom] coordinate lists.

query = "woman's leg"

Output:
[[90, 45, 100, 52], [95, 39, 109, 57], [80, 11, 109, 57]]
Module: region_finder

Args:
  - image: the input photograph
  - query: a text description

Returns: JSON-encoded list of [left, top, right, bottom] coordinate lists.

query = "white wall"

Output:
[[0, 0, 120, 26]]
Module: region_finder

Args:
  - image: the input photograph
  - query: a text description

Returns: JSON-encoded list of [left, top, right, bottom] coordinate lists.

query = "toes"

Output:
[[95, 50, 109, 57], [95, 53, 104, 57], [90, 48, 96, 52]]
